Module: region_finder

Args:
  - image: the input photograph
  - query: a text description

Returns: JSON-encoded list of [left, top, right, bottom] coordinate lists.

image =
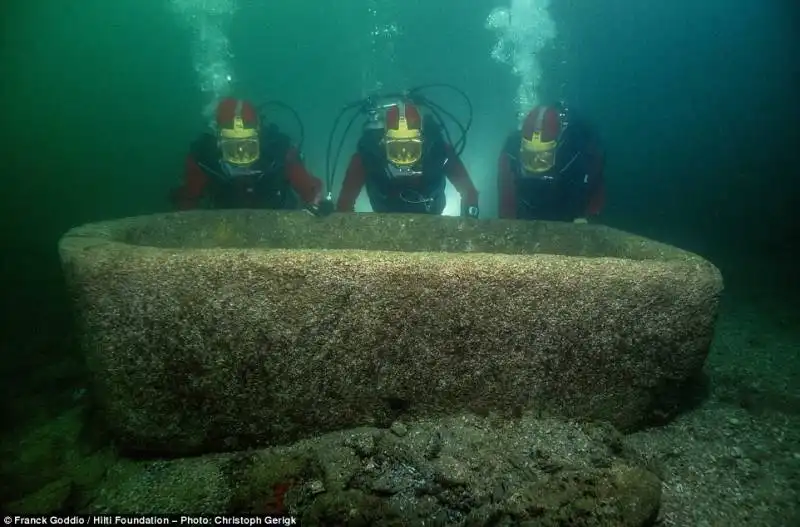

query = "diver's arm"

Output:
[[285, 147, 322, 205], [336, 154, 366, 212], [497, 153, 517, 219], [584, 138, 606, 218], [443, 145, 479, 209], [171, 154, 209, 210]]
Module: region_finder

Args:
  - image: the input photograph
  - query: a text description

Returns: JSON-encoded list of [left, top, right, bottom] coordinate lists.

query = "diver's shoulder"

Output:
[[190, 132, 218, 155], [503, 130, 521, 150]]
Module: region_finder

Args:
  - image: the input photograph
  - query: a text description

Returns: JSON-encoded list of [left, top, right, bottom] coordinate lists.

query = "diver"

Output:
[[330, 86, 479, 217], [497, 103, 605, 223], [170, 97, 324, 211]]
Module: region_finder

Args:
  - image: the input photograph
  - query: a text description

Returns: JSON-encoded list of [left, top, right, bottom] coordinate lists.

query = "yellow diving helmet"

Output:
[[216, 97, 260, 166], [384, 101, 423, 167], [520, 105, 562, 174]]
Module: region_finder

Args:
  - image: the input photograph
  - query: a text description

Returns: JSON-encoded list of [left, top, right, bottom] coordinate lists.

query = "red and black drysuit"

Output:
[[171, 125, 322, 210], [498, 119, 605, 221], [336, 121, 479, 215]]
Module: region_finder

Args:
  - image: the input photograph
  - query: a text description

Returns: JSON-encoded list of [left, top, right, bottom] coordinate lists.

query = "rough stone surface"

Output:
[[82, 414, 663, 525], [58, 210, 723, 454]]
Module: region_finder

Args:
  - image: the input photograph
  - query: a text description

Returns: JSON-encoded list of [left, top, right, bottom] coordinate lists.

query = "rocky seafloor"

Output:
[[1, 273, 798, 526]]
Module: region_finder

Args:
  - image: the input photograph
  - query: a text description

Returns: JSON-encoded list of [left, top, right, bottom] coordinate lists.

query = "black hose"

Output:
[[325, 108, 348, 192], [328, 109, 362, 192], [424, 99, 467, 156], [325, 101, 364, 192], [257, 101, 305, 152], [411, 84, 473, 132]]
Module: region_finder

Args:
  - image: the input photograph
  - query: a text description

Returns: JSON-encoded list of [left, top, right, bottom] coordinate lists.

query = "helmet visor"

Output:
[[386, 138, 422, 167], [220, 137, 260, 166], [521, 148, 556, 173]]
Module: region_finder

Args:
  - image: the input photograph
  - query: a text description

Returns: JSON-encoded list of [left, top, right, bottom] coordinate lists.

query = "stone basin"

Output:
[[58, 210, 723, 455]]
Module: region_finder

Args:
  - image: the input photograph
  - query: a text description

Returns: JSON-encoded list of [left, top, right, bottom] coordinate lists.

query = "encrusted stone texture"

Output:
[[59, 211, 723, 455]]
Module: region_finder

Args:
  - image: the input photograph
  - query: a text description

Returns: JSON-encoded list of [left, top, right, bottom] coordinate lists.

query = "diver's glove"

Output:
[[305, 198, 335, 218], [462, 205, 480, 219]]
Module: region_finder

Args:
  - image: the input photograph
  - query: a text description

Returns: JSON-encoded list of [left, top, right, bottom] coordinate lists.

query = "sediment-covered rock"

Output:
[[59, 211, 723, 454]]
